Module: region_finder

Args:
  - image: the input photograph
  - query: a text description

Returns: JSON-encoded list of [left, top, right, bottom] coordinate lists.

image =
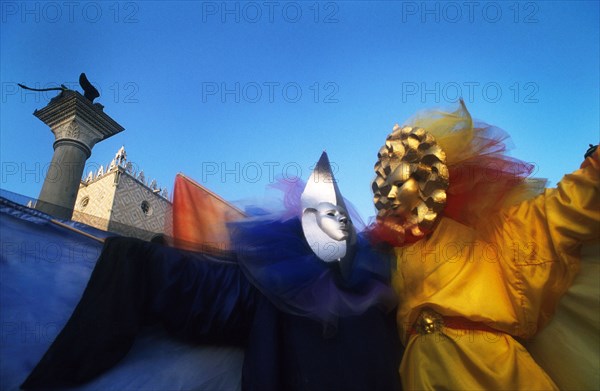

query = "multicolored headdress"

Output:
[[372, 100, 545, 246]]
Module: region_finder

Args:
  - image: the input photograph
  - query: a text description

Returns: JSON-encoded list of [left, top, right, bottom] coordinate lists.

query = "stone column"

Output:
[[34, 90, 124, 220]]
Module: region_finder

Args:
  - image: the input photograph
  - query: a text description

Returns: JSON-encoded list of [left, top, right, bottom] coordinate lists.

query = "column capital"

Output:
[[34, 90, 124, 153]]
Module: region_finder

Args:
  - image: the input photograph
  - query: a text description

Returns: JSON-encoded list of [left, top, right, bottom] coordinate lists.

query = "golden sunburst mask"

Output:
[[372, 125, 449, 239]]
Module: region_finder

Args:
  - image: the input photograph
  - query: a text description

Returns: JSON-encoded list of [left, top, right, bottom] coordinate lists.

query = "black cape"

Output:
[[22, 236, 403, 390]]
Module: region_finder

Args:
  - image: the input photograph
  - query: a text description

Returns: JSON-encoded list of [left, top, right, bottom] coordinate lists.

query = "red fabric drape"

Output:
[[172, 173, 244, 251]]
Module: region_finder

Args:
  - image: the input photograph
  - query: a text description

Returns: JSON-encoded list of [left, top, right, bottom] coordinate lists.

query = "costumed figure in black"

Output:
[[21, 152, 403, 391]]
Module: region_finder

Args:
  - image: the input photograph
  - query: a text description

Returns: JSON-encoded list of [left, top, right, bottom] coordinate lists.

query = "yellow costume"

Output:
[[373, 102, 600, 390]]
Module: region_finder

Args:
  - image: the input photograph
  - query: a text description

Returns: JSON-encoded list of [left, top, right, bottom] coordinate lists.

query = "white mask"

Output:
[[301, 152, 357, 263]]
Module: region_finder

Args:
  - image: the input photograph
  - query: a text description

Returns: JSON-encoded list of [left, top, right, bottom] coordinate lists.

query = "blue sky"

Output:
[[1, 1, 599, 219]]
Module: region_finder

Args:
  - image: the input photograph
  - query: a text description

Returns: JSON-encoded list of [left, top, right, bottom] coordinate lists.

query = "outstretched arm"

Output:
[[494, 147, 599, 332], [538, 146, 599, 253]]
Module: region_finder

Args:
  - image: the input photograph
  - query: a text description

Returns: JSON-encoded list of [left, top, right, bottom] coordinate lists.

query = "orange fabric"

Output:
[[172, 173, 245, 252]]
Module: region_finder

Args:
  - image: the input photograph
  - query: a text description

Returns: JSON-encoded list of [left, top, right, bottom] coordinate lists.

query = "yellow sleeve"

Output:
[[492, 153, 600, 335], [545, 152, 600, 251]]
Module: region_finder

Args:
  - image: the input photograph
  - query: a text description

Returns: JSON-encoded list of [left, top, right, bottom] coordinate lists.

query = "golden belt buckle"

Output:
[[414, 308, 444, 335]]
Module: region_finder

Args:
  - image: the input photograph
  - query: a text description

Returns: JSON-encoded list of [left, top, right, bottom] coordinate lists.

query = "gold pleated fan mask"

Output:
[[372, 124, 449, 239]]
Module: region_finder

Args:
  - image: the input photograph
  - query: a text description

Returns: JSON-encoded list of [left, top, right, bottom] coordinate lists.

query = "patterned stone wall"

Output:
[[72, 172, 117, 230], [108, 170, 171, 241]]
